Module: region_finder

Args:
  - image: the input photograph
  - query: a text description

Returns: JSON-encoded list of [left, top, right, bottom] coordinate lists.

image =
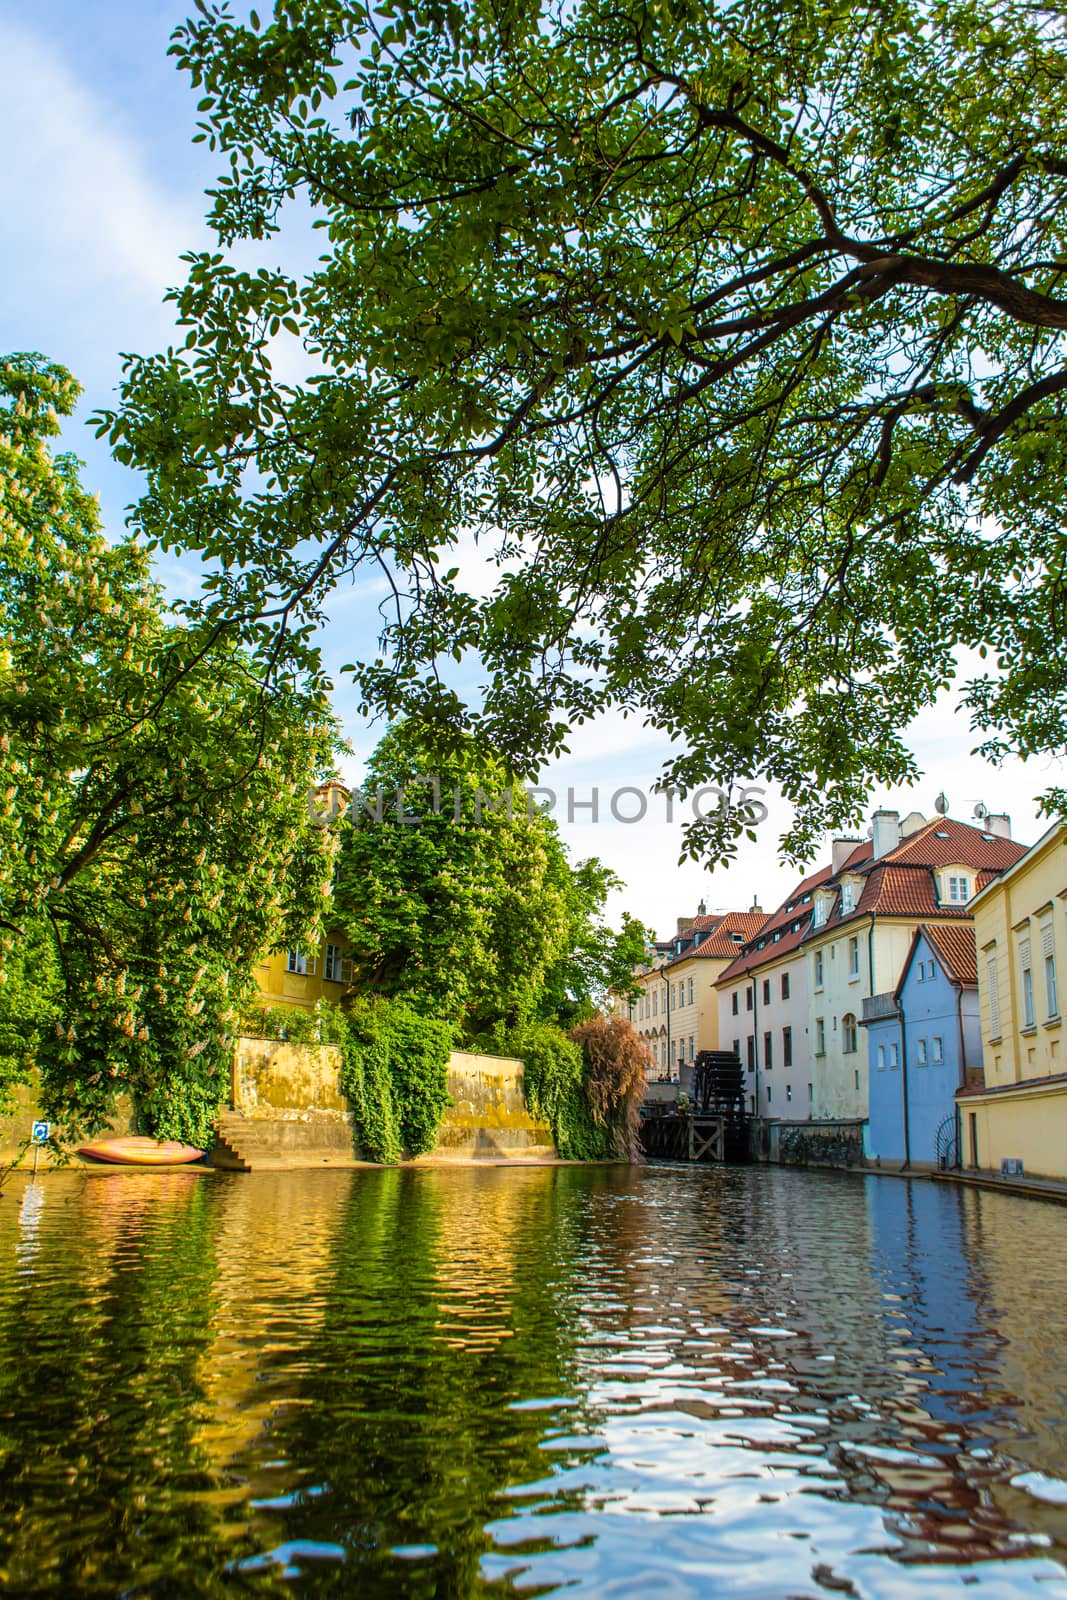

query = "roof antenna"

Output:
[[934, 792, 950, 816], [973, 801, 988, 821]]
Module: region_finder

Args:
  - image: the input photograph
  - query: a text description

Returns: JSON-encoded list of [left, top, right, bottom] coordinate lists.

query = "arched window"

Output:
[[842, 1013, 858, 1054]]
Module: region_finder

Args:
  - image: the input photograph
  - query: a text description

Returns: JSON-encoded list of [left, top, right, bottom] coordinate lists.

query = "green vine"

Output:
[[337, 997, 453, 1164], [476, 1020, 609, 1161]]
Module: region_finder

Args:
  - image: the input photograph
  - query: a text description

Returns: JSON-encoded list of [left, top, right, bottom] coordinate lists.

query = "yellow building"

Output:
[[960, 822, 1067, 1180], [253, 934, 354, 1013], [629, 909, 768, 1080]]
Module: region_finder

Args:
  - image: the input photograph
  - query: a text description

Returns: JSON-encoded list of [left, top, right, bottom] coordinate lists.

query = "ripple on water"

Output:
[[0, 1164, 1066, 1596]]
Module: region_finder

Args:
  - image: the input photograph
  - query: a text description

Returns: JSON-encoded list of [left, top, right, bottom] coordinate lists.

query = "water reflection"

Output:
[[0, 1165, 1065, 1596]]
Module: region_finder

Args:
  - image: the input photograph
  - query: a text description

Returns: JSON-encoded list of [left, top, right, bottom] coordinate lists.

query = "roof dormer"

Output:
[[812, 887, 835, 928], [938, 865, 974, 906], [838, 875, 862, 915]]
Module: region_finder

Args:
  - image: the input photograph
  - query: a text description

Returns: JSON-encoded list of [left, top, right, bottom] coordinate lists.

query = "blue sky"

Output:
[[3, 1, 1064, 935]]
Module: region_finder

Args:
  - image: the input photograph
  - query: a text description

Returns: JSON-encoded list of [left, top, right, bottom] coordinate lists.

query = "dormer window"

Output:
[[946, 873, 971, 904], [840, 880, 856, 913]]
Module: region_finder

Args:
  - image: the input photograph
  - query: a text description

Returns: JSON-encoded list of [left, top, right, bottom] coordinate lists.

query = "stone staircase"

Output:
[[210, 1111, 358, 1171]]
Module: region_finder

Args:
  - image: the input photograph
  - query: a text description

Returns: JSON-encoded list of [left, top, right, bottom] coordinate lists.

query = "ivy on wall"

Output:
[[243, 998, 453, 1165]]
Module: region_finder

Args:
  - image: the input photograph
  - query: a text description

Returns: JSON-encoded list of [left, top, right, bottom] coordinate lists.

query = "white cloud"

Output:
[[0, 20, 201, 309]]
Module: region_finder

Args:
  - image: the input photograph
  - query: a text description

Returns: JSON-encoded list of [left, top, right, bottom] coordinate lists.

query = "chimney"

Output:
[[986, 813, 1011, 840], [698, 899, 707, 916], [750, 898, 762, 914], [677, 916, 695, 934], [832, 838, 862, 876], [871, 809, 901, 860]]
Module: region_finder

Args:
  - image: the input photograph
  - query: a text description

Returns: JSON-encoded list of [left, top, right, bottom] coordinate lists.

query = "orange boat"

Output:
[[76, 1137, 206, 1166]]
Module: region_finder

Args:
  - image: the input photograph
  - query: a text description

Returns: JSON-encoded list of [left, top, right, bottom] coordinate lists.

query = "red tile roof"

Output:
[[887, 818, 1026, 873], [715, 816, 1028, 983], [665, 910, 769, 966], [919, 923, 979, 988], [714, 869, 832, 983], [812, 819, 1027, 936]]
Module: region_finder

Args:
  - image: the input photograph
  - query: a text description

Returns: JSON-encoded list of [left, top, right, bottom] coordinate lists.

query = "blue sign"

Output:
[[30, 1121, 50, 1145]]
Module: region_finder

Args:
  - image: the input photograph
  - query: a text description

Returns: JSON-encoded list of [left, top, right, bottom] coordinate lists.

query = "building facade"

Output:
[[960, 823, 1067, 1180], [805, 813, 1025, 1121], [631, 909, 767, 1079], [864, 925, 981, 1166], [716, 867, 830, 1118], [254, 935, 354, 1014]]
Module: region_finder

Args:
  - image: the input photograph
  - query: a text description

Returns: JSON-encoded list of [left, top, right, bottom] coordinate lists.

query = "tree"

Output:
[[332, 722, 648, 1036], [101, 0, 1067, 862], [0, 354, 339, 1143]]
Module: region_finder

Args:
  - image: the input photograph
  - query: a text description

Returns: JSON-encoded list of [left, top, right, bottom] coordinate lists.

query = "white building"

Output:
[[716, 865, 831, 1118]]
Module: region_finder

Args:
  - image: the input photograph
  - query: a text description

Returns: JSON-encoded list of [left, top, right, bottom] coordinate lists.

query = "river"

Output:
[[0, 1163, 1065, 1596]]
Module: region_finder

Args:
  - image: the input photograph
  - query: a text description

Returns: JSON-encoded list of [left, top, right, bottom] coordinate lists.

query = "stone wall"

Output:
[[423, 1051, 555, 1161], [232, 1038, 350, 1121], [3, 1045, 557, 1170], [757, 1117, 867, 1170]]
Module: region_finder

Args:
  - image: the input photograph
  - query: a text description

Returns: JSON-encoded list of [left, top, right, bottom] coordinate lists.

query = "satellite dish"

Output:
[[973, 801, 988, 821], [934, 792, 950, 816]]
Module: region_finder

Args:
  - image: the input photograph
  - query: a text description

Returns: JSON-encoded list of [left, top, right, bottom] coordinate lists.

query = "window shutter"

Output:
[[1041, 920, 1055, 961], [986, 955, 1000, 1036], [305, 956, 318, 977], [341, 958, 353, 984]]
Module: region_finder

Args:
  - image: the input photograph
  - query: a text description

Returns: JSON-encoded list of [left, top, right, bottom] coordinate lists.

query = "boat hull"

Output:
[[76, 1137, 206, 1167]]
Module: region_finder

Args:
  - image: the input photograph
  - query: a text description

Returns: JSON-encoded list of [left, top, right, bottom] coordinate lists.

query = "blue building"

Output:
[[863, 925, 981, 1166]]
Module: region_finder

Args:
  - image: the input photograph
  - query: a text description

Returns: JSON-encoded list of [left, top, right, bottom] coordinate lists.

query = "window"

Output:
[[947, 874, 970, 904], [688, 977, 695, 1006], [877, 1044, 886, 1071], [747, 1035, 756, 1070], [1021, 935, 1035, 1028], [763, 978, 771, 1006], [1041, 916, 1059, 1018], [733, 1039, 740, 1060], [813, 897, 827, 927], [889, 1041, 899, 1069], [732, 990, 739, 1016], [932, 1036, 943, 1064], [688, 1037, 695, 1061], [786, 1083, 793, 1103], [764, 1031, 773, 1069], [287, 949, 310, 975], [767, 1083, 772, 1103], [653, 990, 659, 1016], [848, 937, 860, 979], [783, 1026, 793, 1067], [986, 949, 1000, 1038], [815, 1017, 826, 1055], [746, 986, 753, 1011], [842, 1013, 858, 1054], [781, 972, 790, 1000], [808, 1082, 813, 1101], [854, 1069, 860, 1091], [814, 950, 824, 988], [917, 1037, 928, 1067], [323, 943, 351, 984]]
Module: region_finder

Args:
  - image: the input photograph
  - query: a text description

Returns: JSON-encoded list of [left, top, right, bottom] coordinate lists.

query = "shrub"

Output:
[[568, 1015, 648, 1162]]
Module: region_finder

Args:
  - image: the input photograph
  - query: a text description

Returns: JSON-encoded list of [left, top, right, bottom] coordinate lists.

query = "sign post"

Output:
[[30, 1121, 50, 1178]]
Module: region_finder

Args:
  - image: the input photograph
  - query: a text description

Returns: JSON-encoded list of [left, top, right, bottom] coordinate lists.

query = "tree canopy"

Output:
[[0, 354, 338, 1142], [101, 0, 1067, 860], [332, 721, 648, 1037]]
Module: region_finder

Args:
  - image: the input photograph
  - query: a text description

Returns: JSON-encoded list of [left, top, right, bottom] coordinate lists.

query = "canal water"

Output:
[[1, 1165, 1066, 1597]]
